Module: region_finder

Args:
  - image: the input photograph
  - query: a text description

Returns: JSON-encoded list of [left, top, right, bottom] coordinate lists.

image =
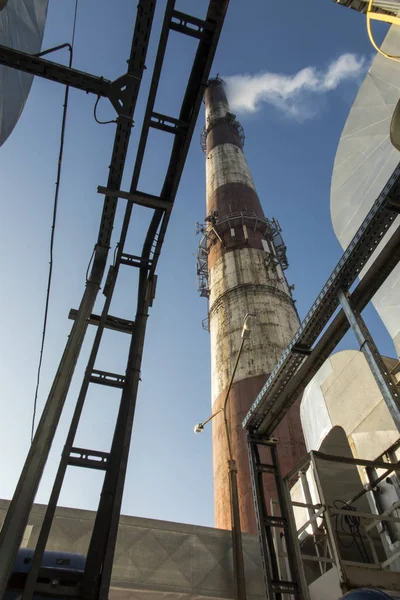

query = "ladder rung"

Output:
[[248, 436, 278, 447], [150, 112, 189, 134], [257, 464, 277, 474], [292, 343, 312, 356], [263, 515, 287, 527], [272, 580, 298, 593], [170, 10, 211, 39], [97, 186, 171, 211], [68, 447, 109, 470], [68, 309, 134, 334], [120, 252, 152, 269], [89, 369, 125, 388]]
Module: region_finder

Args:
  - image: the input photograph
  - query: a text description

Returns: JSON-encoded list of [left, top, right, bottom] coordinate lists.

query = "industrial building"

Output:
[[0, 1, 400, 600]]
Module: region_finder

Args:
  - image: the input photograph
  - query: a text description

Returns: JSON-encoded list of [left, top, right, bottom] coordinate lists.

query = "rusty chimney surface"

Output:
[[203, 77, 306, 534]]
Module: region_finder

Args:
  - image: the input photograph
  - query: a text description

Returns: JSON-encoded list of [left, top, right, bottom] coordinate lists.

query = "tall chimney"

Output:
[[200, 77, 305, 533]]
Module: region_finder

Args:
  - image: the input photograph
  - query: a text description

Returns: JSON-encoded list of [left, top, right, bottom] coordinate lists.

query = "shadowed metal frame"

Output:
[[0, 1, 230, 599]]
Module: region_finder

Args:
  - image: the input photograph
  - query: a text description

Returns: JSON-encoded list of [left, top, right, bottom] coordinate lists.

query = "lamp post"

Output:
[[194, 313, 255, 600]]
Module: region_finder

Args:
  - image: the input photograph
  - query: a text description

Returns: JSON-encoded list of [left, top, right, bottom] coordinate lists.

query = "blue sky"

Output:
[[0, 0, 394, 528]]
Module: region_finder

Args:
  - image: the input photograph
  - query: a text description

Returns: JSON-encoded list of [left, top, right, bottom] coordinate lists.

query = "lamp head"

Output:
[[241, 313, 256, 339], [194, 423, 204, 434]]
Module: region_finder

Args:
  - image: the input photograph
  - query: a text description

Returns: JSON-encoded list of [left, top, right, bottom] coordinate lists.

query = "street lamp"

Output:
[[194, 313, 256, 600]]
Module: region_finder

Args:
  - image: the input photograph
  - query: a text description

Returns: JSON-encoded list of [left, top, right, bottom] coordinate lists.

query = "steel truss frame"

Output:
[[0, 1, 229, 599], [247, 436, 309, 600], [243, 165, 400, 598]]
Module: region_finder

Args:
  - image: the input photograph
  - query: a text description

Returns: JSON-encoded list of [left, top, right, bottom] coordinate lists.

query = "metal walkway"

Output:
[[0, 2, 229, 599]]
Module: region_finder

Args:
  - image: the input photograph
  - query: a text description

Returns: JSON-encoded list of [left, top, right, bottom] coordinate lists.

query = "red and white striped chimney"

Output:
[[202, 77, 305, 533]]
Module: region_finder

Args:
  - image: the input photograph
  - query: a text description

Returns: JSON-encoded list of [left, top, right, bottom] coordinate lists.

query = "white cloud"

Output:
[[224, 53, 368, 121]]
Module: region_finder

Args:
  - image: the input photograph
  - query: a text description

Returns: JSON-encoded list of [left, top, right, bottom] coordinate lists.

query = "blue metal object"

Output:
[[343, 589, 397, 600], [4, 549, 85, 600], [12, 549, 85, 573]]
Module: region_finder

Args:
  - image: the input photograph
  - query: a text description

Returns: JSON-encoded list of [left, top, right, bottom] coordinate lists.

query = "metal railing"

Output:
[[284, 448, 400, 592]]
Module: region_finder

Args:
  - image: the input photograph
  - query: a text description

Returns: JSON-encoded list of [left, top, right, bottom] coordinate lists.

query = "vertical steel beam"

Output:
[[248, 436, 310, 600], [271, 445, 309, 600], [338, 289, 400, 431], [299, 471, 324, 575], [0, 0, 155, 594], [21, 255, 125, 600], [0, 279, 99, 599], [247, 436, 277, 600], [81, 281, 151, 600], [309, 453, 346, 585]]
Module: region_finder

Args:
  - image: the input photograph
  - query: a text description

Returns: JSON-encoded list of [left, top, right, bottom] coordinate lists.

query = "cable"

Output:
[[333, 499, 370, 563], [85, 246, 96, 283], [366, 0, 400, 62], [93, 95, 117, 125], [71, 0, 78, 49], [113, 243, 120, 266], [31, 0, 79, 442]]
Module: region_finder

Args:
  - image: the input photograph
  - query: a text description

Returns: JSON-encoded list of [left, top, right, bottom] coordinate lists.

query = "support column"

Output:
[[247, 435, 309, 600], [338, 289, 400, 431]]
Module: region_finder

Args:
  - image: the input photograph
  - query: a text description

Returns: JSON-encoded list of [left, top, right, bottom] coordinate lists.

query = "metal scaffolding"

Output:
[[0, 1, 229, 599], [243, 163, 400, 435], [244, 164, 400, 598]]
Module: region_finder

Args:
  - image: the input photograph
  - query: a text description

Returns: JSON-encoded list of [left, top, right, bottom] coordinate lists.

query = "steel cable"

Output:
[[31, 0, 79, 442]]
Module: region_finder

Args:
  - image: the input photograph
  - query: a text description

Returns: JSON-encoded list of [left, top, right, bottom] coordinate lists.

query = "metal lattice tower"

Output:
[[0, 2, 229, 598]]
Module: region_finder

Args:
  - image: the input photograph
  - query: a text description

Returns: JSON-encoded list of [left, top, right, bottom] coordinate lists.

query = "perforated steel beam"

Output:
[[0, 2, 156, 598], [97, 186, 172, 211], [0, 44, 112, 96], [0, 45, 140, 115]]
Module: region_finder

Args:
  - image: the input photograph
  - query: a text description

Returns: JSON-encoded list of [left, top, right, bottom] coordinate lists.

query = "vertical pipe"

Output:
[[247, 436, 275, 600], [229, 459, 247, 600]]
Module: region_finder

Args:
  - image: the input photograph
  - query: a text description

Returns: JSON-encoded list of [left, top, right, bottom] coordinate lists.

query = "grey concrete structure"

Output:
[[202, 78, 305, 533], [0, 500, 264, 600]]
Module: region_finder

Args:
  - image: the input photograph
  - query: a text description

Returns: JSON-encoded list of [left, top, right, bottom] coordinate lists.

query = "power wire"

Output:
[[94, 95, 117, 125], [31, 0, 79, 442], [333, 499, 370, 563]]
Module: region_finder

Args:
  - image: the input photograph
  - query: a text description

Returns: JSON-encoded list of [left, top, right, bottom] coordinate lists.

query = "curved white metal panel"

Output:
[[300, 350, 398, 459], [330, 26, 400, 354], [0, 0, 49, 146]]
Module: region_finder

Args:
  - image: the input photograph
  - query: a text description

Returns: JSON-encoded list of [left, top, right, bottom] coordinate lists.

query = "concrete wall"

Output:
[[0, 500, 265, 600]]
